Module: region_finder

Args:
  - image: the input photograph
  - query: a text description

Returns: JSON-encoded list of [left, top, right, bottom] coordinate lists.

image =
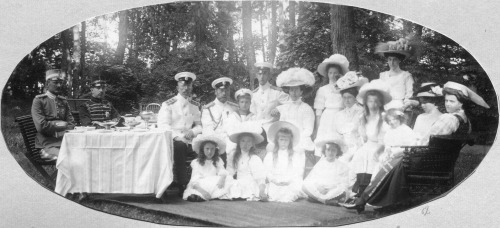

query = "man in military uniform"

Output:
[[31, 69, 75, 161], [157, 72, 202, 196], [201, 77, 238, 136], [250, 62, 289, 132], [78, 80, 120, 126]]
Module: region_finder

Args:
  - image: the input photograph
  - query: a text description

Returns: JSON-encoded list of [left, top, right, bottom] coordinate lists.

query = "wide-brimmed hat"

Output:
[[228, 121, 264, 144], [375, 37, 413, 59], [356, 79, 392, 105], [234, 88, 253, 100], [267, 121, 301, 147], [315, 137, 347, 156], [413, 82, 443, 98], [212, 77, 233, 89], [337, 71, 369, 91], [192, 134, 227, 154], [276, 67, 315, 87], [443, 81, 490, 108], [175, 72, 196, 83], [317, 54, 349, 77]]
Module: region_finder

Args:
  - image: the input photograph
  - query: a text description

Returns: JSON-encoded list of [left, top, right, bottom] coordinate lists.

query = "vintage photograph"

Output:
[[1, 1, 498, 226]]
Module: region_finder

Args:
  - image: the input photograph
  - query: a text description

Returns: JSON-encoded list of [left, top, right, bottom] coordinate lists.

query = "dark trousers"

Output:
[[173, 140, 193, 186]]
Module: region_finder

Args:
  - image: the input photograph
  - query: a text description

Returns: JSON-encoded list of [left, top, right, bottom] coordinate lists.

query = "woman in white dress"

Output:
[[333, 71, 368, 163], [226, 122, 268, 201], [303, 138, 349, 206], [375, 37, 417, 110], [183, 134, 230, 202], [313, 54, 350, 152], [411, 83, 444, 145], [350, 79, 392, 196], [264, 121, 305, 202], [271, 67, 316, 175]]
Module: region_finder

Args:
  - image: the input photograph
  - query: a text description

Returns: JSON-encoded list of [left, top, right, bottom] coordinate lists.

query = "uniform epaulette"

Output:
[[164, 97, 177, 105], [252, 87, 259, 93], [35, 94, 48, 98], [203, 102, 215, 109], [270, 85, 283, 91], [57, 95, 67, 99], [190, 99, 200, 107]]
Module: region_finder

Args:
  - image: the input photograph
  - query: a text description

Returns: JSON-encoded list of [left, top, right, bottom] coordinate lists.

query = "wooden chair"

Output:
[[402, 135, 474, 198], [15, 115, 57, 188], [145, 103, 161, 114]]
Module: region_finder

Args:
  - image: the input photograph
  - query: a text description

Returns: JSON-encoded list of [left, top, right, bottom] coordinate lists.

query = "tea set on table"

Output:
[[68, 111, 157, 133]]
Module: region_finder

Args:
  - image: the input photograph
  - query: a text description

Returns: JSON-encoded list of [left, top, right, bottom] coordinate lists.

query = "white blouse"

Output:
[[189, 157, 228, 184], [263, 149, 305, 184], [313, 84, 344, 115], [276, 100, 315, 150], [379, 71, 414, 102]]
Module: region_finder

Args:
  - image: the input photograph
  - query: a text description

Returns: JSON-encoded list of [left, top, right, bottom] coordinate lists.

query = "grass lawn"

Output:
[[1, 98, 492, 226]]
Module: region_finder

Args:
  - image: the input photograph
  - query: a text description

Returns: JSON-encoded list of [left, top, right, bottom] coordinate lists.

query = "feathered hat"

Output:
[[375, 33, 421, 60], [276, 67, 315, 87]]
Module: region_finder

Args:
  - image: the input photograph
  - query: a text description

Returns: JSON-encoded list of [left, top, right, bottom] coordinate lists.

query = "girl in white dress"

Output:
[[350, 79, 391, 196], [183, 134, 230, 202], [226, 123, 268, 201], [303, 138, 349, 206], [379, 109, 417, 164], [264, 121, 306, 202], [314, 54, 350, 154]]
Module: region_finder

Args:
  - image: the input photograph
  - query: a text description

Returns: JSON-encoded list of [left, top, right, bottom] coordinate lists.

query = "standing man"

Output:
[[157, 72, 202, 196], [78, 80, 120, 126], [250, 62, 289, 132], [31, 69, 75, 161]]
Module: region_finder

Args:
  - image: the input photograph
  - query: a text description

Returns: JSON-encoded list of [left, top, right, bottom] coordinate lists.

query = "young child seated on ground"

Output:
[[183, 134, 230, 202], [225, 123, 268, 201], [302, 138, 349, 206], [264, 121, 306, 203], [379, 108, 416, 164]]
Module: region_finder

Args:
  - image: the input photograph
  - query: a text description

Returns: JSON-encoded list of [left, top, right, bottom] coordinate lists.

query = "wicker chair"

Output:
[[145, 103, 161, 114], [402, 135, 474, 198], [15, 115, 57, 188]]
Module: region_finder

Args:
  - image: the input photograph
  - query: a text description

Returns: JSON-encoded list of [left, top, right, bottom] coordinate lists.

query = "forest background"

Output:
[[2, 1, 497, 140]]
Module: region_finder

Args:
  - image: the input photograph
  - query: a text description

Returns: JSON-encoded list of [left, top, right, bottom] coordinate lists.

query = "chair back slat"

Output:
[[15, 115, 54, 164], [145, 103, 161, 114]]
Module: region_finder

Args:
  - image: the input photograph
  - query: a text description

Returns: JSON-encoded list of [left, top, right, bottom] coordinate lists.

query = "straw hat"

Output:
[[413, 82, 443, 98], [317, 54, 350, 77], [337, 71, 369, 91], [276, 67, 315, 87], [315, 137, 347, 156], [356, 79, 392, 105], [228, 122, 264, 144], [192, 134, 226, 154], [443, 81, 490, 108], [267, 121, 301, 147]]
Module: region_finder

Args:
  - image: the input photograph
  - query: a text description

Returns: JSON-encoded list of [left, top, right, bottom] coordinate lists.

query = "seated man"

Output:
[[78, 80, 121, 127], [31, 69, 75, 161], [157, 72, 202, 196]]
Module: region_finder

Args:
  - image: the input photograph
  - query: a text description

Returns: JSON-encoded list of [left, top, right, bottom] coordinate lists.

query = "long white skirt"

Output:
[[267, 181, 304, 203], [349, 141, 382, 177], [314, 108, 341, 156]]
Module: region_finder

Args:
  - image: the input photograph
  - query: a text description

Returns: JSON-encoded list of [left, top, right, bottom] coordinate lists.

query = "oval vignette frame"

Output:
[[0, 0, 500, 228]]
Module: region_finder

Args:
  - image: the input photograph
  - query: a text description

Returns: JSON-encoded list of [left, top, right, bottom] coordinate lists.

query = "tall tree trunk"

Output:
[[329, 5, 356, 71], [71, 24, 81, 98], [61, 29, 72, 95], [242, 1, 255, 89], [260, 9, 266, 62], [116, 10, 129, 65], [79, 21, 86, 97], [268, 1, 278, 65], [288, 1, 296, 28]]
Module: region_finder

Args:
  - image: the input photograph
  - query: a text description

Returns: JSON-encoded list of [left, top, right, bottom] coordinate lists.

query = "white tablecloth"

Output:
[[55, 129, 173, 198]]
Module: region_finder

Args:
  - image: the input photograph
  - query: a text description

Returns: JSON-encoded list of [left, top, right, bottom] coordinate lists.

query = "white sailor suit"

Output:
[[201, 98, 238, 156], [250, 82, 289, 132], [157, 94, 202, 186]]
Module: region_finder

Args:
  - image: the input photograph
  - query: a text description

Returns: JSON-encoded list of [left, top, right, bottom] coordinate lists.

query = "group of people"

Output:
[[31, 37, 491, 210]]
